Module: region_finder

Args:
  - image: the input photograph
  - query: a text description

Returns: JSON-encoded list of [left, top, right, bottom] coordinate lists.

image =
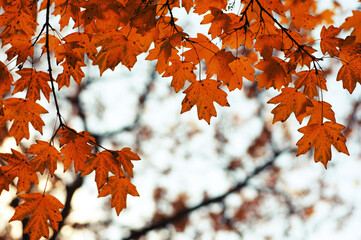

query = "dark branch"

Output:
[[122, 150, 285, 240]]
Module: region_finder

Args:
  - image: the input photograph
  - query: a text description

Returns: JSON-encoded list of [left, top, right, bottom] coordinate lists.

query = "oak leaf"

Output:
[[10, 193, 64, 240], [181, 79, 229, 124], [98, 176, 139, 215], [296, 122, 349, 168]]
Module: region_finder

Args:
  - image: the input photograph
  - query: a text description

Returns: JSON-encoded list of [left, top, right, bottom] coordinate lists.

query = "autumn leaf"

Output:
[[163, 60, 196, 92], [228, 57, 255, 91], [341, 10, 361, 43], [297, 122, 349, 168], [59, 127, 95, 172], [267, 87, 313, 124], [94, 31, 143, 75], [10, 193, 64, 240], [294, 70, 327, 98], [255, 57, 290, 90], [304, 100, 336, 125], [113, 148, 141, 178], [0, 98, 48, 144], [27, 140, 62, 176], [320, 25, 341, 57], [181, 79, 229, 124], [0, 61, 13, 97], [98, 176, 139, 215], [0, 149, 38, 193], [336, 53, 361, 93], [201, 8, 231, 39], [14, 69, 52, 102]]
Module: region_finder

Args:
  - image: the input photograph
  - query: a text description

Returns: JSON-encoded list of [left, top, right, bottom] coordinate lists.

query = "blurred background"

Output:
[[1, 0, 361, 240]]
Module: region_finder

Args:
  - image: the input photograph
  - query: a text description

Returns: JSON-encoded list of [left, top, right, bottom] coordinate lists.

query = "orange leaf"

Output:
[[4, 34, 34, 65], [296, 122, 349, 168], [201, 8, 231, 39], [267, 87, 313, 124], [194, 0, 227, 14], [10, 193, 64, 240], [206, 50, 235, 82], [113, 148, 141, 178], [255, 57, 290, 90], [294, 70, 327, 98], [181, 79, 229, 124], [228, 57, 255, 91], [27, 140, 62, 176], [56, 60, 85, 89], [320, 25, 341, 57], [183, 33, 219, 64], [14, 69, 52, 102], [0, 149, 38, 193], [182, 0, 193, 13], [341, 10, 361, 43], [82, 151, 123, 190], [305, 100, 336, 125], [59, 127, 95, 172], [336, 54, 361, 93], [0, 98, 47, 144], [98, 176, 139, 215], [94, 31, 142, 75], [163, 60, 196, 92], [0, 61, 13, 97]]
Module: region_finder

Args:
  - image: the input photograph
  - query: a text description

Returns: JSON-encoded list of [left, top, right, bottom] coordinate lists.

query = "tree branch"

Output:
[[122, 150, 286, 240]]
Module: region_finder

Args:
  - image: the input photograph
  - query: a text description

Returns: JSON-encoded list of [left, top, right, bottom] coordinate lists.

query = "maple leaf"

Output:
[[59, 127, 95, 172], [113, 148, 141, 178], [27, 140, 63, 176], [336, 53, 361, 93], [267, 87, 313, 124], [194, 0, 227, 14], [10, 193, 64, 240], [82, 151, 123, 190], [163, 60, 196, 92], [254, 57, 290, 90], [183, 33, 220, 64], [0, 61, 13, 97], [290, 3, 317, 31], [94, 31, 143, 75], [304, 100, 336, 125], [181, 79, 229, 124], [98, 176, 139, 215], [0, 98, 48, 144], [182, 0, 193, 13], [0, 149, 38, 193], [206, 50, 235, 82], [228, 57, 255, 91], [4, 34, 34, 65], [201, 8, 231, 39], [341, 10, 361, 43], [297, 122, 349, 168], [56, 60, 86, 89], [14, 69, 52, 102], [294, 70, 327, 98], [320, 25, 341, 57]]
